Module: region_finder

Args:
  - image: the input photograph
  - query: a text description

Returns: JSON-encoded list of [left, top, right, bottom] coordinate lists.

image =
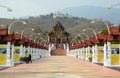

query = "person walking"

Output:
[[28, 54, 32, 63]]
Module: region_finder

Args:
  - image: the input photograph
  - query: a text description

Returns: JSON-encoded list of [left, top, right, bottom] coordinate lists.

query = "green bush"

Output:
[[88, 56, 92, 62], [20, 57, 28, 61], [40, 55, 42, 58]]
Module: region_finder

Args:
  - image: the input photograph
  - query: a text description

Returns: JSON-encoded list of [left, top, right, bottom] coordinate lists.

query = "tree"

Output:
[[100, 29, 108, 34]]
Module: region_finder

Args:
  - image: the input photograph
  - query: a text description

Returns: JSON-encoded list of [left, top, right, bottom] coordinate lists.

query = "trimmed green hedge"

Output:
[[20, 57, 28, 62]]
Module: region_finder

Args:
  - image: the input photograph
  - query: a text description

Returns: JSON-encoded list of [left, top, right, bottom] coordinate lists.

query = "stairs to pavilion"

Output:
[[50, 48, 67, 56]]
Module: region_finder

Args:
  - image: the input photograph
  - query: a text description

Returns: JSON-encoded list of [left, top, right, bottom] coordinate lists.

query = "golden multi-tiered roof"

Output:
[[48, 20, 70, 43]]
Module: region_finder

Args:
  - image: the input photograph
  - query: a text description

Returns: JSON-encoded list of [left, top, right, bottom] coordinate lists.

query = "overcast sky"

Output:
[[0, 0, 120, 18]]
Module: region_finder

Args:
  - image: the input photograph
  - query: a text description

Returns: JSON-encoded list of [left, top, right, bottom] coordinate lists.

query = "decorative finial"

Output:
[[58, 17, 60, 22], [57, 17, 61, 26]]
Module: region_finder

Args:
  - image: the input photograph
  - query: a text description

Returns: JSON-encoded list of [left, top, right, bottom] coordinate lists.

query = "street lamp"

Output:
[[83, 28, 97, 39], [34, 36, 42, 42], [91, 20, 110, 34], [83, 28, 98, 63], [91, 19, 112, 66], [0, 4, 12, 12], [107, 3, 120, 9], [80, 32, 89, 40], [20, 28, 34, 39], [20, 28, 34, 58], [29, 33, 40, 40], [76, 34, 85, 59], [107, 3, 120, 65], [77, 34, 84, 41], [80, 32, 90, 61], [8, 20, 27, 34]]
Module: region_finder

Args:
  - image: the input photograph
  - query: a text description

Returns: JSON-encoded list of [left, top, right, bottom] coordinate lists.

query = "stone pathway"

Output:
[[0, 56, 120, 78]]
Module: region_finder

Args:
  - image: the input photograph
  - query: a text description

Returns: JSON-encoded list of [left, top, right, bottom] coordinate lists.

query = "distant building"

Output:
[[48, 19, 70, 49]]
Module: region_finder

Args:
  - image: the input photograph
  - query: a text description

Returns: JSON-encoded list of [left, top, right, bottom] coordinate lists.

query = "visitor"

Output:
[[28, 54, 32, 63]]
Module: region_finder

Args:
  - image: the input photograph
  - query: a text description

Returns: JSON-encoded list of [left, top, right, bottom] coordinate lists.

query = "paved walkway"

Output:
[[0, 56, 120, 78]]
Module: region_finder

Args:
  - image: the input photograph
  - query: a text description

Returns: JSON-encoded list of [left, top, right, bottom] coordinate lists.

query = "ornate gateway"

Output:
[[48, 19, 70, 49]]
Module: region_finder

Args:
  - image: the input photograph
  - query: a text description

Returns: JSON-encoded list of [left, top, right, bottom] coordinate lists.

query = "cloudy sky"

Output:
[[0, 0, 120, 18]]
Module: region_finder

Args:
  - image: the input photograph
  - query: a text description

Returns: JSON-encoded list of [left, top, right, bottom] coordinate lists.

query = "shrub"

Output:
[[88, 56, 92, 62], [20, 57, 28, 63]]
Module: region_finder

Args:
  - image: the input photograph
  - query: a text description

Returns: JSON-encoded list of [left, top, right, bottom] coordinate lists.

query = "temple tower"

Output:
[[48, 19, 70, 55]]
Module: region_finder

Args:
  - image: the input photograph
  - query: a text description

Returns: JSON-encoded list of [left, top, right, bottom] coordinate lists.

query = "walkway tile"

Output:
[[0, 56, 120, 78]]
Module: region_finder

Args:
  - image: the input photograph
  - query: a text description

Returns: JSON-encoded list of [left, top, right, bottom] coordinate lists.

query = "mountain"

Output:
[[60, 6, 120, 24], [0, 13, 112, 38]]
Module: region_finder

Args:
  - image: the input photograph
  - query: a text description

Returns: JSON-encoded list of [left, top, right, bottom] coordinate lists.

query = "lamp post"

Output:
[[0, 4, 12, 11], [91, 19, 111, 66], [78, 34, 84, 41], [91, 20, 110, 34], [8, 20, 26, 34], [77, 34, 85, 59], [30, 33, 41, 59], [70, 38, 77, 57], [20, 28, 34, 39], [29, 33, 40, 59], [83, 28, 98, 63], [78, 33, 89, 60], [20, 28, 34, 58], [6, 20, 26, 66], [80, 32, 89, 40], [29, 33, 40, 40], [107, 4, 120, 65], [33, 36, 39, 59], [7, 20, 23, 66], [34, 37, 41, 42], [35, 37, 49, 57], [82, 31, 90, 61], [70, 36, 82, 58], [83, 28, 97, 38]]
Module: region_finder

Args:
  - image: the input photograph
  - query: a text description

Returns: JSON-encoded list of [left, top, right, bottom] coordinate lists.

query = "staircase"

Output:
[[51, 48, 67, 56]]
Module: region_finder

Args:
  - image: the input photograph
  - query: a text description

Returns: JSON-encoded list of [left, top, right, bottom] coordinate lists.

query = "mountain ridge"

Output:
[[59, 6, 120, 24]]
